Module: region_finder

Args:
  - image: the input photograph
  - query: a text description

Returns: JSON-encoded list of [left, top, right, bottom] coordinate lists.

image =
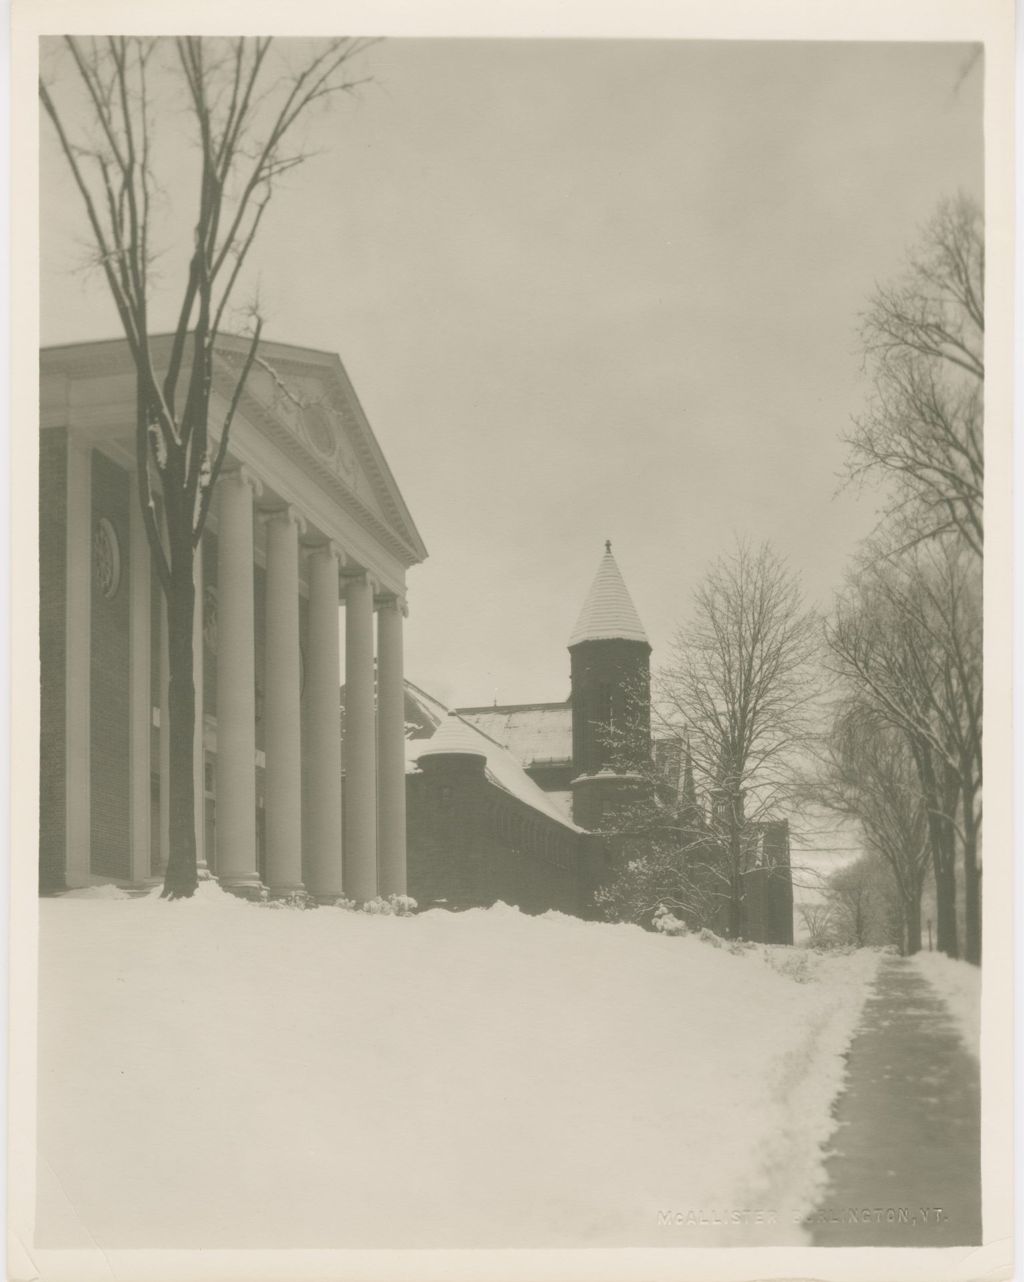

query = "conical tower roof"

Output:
[[568, 542, 649, 647], [415, 712, 488, 762]]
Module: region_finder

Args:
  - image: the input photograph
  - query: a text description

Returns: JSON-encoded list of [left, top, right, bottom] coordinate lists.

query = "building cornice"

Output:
[[40, 334, 429, 570]]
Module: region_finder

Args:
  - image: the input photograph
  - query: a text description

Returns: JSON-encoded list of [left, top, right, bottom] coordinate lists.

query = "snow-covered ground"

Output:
[[910, 950, 981, 1059], [36, 886, 879, 1249]]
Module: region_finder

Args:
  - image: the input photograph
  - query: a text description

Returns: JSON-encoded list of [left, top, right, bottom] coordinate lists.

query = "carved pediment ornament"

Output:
[[211, 351, 420, 565]]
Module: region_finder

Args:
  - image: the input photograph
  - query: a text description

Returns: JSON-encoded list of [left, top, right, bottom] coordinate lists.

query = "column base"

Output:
[[217, 875, 266, 902], [267, 883, 309, 901]]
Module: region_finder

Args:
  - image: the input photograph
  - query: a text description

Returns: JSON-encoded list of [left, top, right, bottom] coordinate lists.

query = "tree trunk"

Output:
[[162, 543, 198, 899], [961, 783, 981, 965], [934, 854, 958, 958], [915, 741, 959, 958], [726, 801, 743, 939], [904, 892, 922, 955]]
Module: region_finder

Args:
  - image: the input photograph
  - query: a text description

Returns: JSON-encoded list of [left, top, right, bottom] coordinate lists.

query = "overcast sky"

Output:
[[40, 38, 983, 713]]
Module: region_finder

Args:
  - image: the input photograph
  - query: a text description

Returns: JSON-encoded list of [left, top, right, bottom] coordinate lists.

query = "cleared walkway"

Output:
[[808, 955, 981, 1246]]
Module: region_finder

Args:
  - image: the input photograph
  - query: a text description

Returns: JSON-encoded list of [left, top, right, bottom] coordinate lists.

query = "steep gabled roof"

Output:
[[568, 543, 649, 647]]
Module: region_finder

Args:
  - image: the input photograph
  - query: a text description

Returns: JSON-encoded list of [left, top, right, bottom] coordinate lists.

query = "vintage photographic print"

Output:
[[9, 2, 1015, 1280]]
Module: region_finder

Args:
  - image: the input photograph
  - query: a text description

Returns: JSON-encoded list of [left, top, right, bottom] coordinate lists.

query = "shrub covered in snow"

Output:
[[763, 947, 816, 983], [259, 890, 317, 910], [360, 894, 419, 916], [651, 903, 687, 935]]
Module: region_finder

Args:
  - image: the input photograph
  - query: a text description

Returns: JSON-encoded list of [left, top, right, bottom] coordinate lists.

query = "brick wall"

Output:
[[39, 428, 67, 892], [407, 760, 596, 916], [89, 451, 131, 879], [762, 822, 794, 945], [570, 637, 651, 775]]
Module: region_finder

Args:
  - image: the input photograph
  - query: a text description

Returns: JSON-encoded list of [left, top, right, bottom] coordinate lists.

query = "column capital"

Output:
[[303, 538, 345, 568], [223, 463, 264, 499], [261, 504, 308, 538], [341, 568, 373, 594], [375, 591, 406, 615]]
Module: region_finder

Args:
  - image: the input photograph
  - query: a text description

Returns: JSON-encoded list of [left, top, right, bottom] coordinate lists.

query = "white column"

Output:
[[377, 595, 407, 897], [264, 507, 305, 895], [343, 572, 377, 902], [303, 544, 344, 901], [215, 467, 262, 891], [65, 434, 91, 885], [158, 584, 170, 876], [128, 480, 151, 883], [193, 542, 208, 876]]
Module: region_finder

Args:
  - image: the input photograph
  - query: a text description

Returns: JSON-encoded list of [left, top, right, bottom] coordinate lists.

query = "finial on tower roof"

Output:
[[568, 542, 649, 647]]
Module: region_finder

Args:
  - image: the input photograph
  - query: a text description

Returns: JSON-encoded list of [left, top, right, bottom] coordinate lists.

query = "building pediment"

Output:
[[213, 337, 427, 567], [40, 334, 427, 570]]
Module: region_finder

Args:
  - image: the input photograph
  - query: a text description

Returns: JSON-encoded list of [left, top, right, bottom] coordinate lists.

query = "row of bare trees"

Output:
[[814, 195, 983, 963], [597, 198, 983, 962]]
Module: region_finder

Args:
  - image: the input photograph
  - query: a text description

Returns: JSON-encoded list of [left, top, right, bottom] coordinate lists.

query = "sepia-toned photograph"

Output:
[[9, 3, 1016, 1279]]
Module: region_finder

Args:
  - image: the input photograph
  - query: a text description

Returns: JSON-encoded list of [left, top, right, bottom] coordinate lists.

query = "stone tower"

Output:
[[568, 542, 652, 830]]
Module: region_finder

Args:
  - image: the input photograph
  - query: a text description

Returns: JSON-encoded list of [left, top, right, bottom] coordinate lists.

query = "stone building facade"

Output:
[[39, 335, 426, 901]]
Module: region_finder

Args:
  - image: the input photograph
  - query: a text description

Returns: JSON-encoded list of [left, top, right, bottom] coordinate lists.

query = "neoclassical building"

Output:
[[39, 335, 426, 900]]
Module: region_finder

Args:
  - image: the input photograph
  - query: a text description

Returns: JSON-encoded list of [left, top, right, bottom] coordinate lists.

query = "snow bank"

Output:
[[56, 883, 132, 899], [910, 950, 981, 1059], [36, 887, 878, 1249]]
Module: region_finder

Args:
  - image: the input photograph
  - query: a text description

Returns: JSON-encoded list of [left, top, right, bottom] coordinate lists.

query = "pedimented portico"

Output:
[[39, 335, 427, 901]]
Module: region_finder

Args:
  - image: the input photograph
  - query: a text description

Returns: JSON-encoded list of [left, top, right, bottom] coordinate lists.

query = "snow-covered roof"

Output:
[[568, 545, 649, 647], [415, 713, 489, 761], [543, 790, 575, 821], [456, 702, 572, 766], [408, 706, 584, 833], [404, 680, 448, 738]]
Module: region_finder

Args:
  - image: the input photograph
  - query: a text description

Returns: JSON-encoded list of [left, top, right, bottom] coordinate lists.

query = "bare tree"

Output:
[[797, 900, 838, 950], [656, 541, 820, 938], [826, 855, 900, 949], [40, 36, 373, 897], [846, 193, 983, 557], [813, 703, 931, 953], [825, 539, 981, 960]]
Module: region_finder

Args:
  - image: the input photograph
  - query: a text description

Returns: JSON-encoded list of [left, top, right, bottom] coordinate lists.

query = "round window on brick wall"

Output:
[[93, 517, 121, 600]]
